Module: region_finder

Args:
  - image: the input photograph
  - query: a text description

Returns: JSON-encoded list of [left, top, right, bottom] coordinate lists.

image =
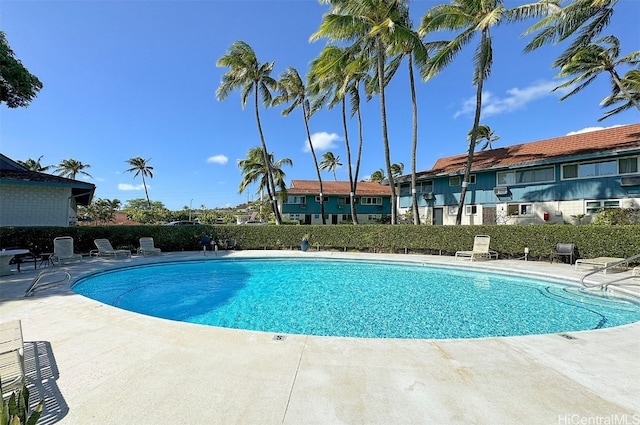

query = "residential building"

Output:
[[281, 180, 392, 224], [395, 123, 640, 225], [0, 153, 96, 227]]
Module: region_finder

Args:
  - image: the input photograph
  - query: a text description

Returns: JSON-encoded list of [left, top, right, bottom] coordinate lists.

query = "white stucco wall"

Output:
[[0, 184, 71, 226]]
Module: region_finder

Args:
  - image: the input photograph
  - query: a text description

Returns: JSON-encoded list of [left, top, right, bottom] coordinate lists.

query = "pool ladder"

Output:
[[580, 253, 640, 294], [24, 269, 71, 297]]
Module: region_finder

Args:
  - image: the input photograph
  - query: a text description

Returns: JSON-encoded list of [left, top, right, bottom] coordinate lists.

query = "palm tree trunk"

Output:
[[254, 88, 282, 224], [408, 53, 421, 225], [142, 174, 151, 208], [352, 87, 364, 225], [341, 98, 358, 225], [377, 38, 397, 225], [303, 106, 326, 225]]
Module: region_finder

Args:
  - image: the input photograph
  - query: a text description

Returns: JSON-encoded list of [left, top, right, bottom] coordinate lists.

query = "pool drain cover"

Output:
[[558, 333, 577, 340], [273, 335, 287, 341]]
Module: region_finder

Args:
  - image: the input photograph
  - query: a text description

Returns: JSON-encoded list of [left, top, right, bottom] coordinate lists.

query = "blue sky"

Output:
[[1, 0, 639, 211]]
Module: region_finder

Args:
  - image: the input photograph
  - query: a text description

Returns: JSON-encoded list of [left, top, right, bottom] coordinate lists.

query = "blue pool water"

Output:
[[72, 258, 640, 339]]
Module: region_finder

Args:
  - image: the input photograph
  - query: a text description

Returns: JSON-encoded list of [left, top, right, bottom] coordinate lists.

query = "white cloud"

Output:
[[566, 124, 623, 136], [118, 183, 147, 191], [207, 154, 228, 165], [303, 132, 341, 153], [454, 80, 559, 119]]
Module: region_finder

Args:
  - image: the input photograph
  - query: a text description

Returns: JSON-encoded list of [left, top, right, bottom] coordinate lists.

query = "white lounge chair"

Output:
[[50, 236, 82, 265], [455, 235, 497, 261], [94, 239, 131, 259], [138, 237, 161, 257], [0, 320, 25, 399]]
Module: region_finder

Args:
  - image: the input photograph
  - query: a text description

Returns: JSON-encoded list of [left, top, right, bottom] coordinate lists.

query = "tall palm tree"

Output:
[[238, 147, 292, 208], [420, 0, 514, 225], [467, 124, 500, 150], [273, 66, 327, 224], [216, 41, 283, 224], [55, 158, 92, 180], [124, 157, 153, 208], [599, 68, 640, 120], [308, 45, 371, 224], [18, 156, 51, 172], [312, 0, 415, 224], [553, 35, 640, 111], [384, 19, 431, 225], [319, 151, 342, 181]]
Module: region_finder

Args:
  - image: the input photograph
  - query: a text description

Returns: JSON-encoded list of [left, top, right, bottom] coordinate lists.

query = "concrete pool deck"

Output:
[[1, 250, 639, 424]]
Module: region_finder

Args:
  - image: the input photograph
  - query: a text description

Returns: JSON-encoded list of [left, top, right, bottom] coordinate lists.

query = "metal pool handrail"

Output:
[[580, 253, 640, 289], [25, 269, 71, 297]]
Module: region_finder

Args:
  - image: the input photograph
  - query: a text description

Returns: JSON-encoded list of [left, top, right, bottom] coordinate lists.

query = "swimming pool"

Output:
[[72, 258, 640, 339]]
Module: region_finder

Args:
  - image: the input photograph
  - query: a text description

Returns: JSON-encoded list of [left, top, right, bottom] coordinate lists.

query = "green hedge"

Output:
[[1, 224, 638, 261]]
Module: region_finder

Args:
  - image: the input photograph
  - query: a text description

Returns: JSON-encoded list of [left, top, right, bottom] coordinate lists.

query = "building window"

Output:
[[562, 156, 638, 179], [449, 175, 475, 186], [619, 157, 639, 174], [498, 166, 554, 185], [288, 214, 301, 221], [465, 205, 478, 215], [314, 196, 329, 203], [361, 197, 382, 205], [420, 181, 434, 193], [337, 196, 350, 205], [367, 214, 381, 221], [507, 203, 533, 216], [342, 214, 349, 221], [585, 199, 620, 214], [285, 196, 306, 204]]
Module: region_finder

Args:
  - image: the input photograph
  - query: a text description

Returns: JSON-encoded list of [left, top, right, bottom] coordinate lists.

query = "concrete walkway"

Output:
[[1, 251, 639, 425]]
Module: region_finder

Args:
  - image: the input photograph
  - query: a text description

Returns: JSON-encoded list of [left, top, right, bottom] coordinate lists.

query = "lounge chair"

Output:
[[50, 236, 82, 265], [455, 235, 497, 261], [0, 320, 25, 399], [224, 238, 236, 250], [550, 243, 575, 264], [138, 237, 161, 257], [94, 239, 131, 259], [200, 235, 215, 255]]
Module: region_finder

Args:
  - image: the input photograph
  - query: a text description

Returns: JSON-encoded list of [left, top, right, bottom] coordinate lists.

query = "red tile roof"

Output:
[[421, 123, 640, 177], [288, 180, 391, 196]]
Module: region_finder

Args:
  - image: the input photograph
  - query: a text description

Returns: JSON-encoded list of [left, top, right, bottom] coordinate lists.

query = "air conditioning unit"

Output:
[[423, 192, 434, 201], [620, 176, 640, 187], [338, 205, 343, 209], [493, 186, 509, 196], [300, 205, 306, 209]]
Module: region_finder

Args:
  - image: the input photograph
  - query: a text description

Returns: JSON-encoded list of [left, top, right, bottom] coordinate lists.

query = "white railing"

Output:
[[24, 269, 71, 297]]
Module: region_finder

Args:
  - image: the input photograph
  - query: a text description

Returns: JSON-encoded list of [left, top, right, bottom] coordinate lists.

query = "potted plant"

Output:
[[300, 234, 310, 252]]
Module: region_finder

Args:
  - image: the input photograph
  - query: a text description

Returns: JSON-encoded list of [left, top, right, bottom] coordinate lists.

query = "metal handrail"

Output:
[[580, 253, 640, 288], [24, 269, 71, 297]]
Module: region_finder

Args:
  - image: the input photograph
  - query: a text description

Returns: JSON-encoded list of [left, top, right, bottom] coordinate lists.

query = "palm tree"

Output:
[[216, 41, 283, 224], [599, 68, 640, 120], [238, 147, 292, 209], [521, 0, 617, 70], [319, 151, 342, 181], [420, 0, 514, 225], [390, 162, 404, 177], [273, 66, 327, 224], [308, 45, 371, 224], [467, 124, 500, 150], [55, 158, 92, 180], [370, 169, 385, 183], [17, 156, 51, 172], [384, 19, 430, 225], [553, 36, 640, 112], [124, 157, 153, 208], [312, 0, 415, 224]]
